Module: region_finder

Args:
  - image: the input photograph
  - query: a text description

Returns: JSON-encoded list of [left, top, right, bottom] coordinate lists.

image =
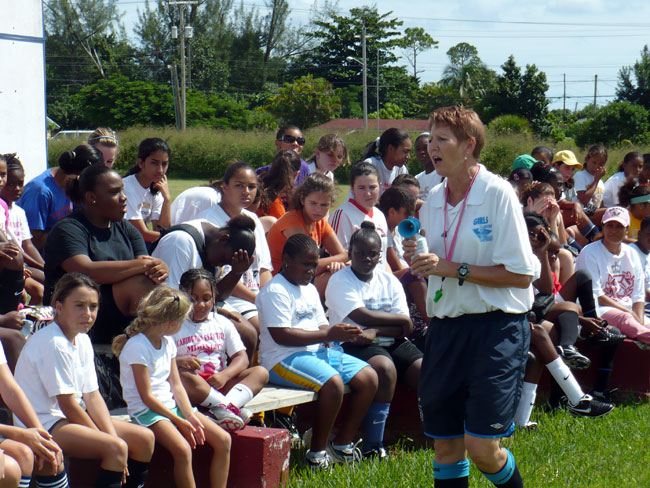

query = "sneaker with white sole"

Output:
[[238, 407, 253, 426], [210, 404, 245, 432], [568, 394, 614, 418], [557, 345, 591, 370], [326, 439, 363, 464], [305, 450, 331, 471]]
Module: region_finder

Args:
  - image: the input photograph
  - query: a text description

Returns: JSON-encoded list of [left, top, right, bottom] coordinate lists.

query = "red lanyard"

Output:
[[443, 166, 480, 261]]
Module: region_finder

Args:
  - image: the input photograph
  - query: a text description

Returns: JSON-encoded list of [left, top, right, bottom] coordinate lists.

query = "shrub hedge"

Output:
[[47, 126, 650, 183]]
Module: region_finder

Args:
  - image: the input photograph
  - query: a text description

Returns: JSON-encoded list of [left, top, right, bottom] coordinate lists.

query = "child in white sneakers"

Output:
[[174, 269, 268, 432], [112, 286, 231, 488]]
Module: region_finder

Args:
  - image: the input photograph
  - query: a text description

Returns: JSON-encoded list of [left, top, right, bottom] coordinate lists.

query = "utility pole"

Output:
[[563, 73, 566, 121], [376, 48, 380, 130], [168, 65, 181, 130], [594, 74, 598, 110], [167, 1, 198, 130], [362, 24, 368, 130]]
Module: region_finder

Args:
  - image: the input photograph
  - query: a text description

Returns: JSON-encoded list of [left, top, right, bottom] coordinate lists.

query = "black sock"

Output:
[[124, 459, 150, 488], [35, 470, 69, 488], [558, 311, 580, 346], [94, 468, 123, 488], [575, 269, 598, 318], [494, 465, 524, 488]]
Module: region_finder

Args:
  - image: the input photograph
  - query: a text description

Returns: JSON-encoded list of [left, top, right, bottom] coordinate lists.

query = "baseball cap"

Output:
[[552, 150, 583, 170], [602, 206, 630, 227], [512, 154, 538, 170]]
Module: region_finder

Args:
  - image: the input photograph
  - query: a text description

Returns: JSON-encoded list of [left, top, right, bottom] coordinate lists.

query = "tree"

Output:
[[439, 43, 495, 107], [616, 45, 650, 111], [265, 75, 341, 128], [45, 0, 123, 79], [399, 27, 438, 79], [481, 55, 549, 133], [570, 102, 650, 147]]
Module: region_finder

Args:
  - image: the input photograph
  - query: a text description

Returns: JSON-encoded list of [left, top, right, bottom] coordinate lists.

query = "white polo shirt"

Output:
[[419, 165, 536, 319]]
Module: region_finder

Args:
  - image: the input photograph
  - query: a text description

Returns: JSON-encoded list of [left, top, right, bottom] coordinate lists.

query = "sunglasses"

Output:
[[278, 135, 306, 146]]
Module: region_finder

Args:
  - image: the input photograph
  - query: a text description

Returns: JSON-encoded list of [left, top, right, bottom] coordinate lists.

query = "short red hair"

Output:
[[428, 106, 485, 159]]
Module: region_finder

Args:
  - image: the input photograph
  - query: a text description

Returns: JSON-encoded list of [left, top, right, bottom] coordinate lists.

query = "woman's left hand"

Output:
[[230, 250, 254, 274], [410, 253, 453, 278]]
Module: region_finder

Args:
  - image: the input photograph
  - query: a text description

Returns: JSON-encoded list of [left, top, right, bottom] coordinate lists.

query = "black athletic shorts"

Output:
[[342, 337, 423, 379], [419, 310, 530, 439], [0, 269, 24, 314]]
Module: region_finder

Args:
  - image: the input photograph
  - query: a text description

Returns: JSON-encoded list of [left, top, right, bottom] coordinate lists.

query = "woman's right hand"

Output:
[[326, 323, 363, 342], [174, 416, 202, 449], [15, 428, 61, 474]]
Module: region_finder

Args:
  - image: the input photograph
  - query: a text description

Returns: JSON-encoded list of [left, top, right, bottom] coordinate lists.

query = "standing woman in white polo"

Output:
[[406, 106, 536, 488]]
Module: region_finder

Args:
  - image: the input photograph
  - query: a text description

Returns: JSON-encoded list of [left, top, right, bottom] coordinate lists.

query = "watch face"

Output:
[[458, 264, 469, 277]]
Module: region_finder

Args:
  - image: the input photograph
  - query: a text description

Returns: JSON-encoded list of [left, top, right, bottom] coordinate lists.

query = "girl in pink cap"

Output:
[[575, 206, 650, 349]]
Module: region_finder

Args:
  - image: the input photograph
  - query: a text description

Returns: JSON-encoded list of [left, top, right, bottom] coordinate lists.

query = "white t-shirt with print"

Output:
[[119, 334, 177, 416], [572, 170, 604, 211], [199, 205, 272, 314], [255, 273, 327, 371], [325, 266, 408, 346], [307, 161, 334, 182], [576, 240, 644, 314], [172, 311, 245, 378], [415, 170, 444, 201], [329, 199, 389, 268], [602, 171, 627, 208], [419, 165, 537, 319], [14, 323, 98, 430], [363, 156, 409, 195], [123, 174, 164, 224], [7, 204, 31, 245], [171, 186, 221, 225]]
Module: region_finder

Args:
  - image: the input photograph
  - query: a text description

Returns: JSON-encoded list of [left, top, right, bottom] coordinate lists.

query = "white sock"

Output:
[[225, 383, 254, 408], [200, 388, 227, 408], [546, 357, 584, 405], [514, 382, 538, 426]]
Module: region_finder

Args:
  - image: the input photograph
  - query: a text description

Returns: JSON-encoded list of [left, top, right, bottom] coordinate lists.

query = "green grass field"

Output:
[[287, 403, 650, 487], [168, 178, 650, 487]]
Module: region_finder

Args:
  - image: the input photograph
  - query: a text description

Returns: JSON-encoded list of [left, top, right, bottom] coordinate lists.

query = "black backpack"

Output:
[[150, 223, 214, 274]]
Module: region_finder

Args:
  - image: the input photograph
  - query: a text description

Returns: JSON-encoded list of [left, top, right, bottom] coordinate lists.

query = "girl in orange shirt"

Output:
[[256, 150, 302, 232]]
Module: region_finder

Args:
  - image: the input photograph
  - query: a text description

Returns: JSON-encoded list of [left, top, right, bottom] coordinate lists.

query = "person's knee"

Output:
[[2, 455, 21, 486], [170, 439, 193, 463], [252, 366, 269, 384], [433, 437, 465, 464], [465, 437, 502, 469], [320, 375, 344, 399], [134, 427, 156, 459], [351, 366, 378, 393], [6, 441, 33, 474], [209, 425, 232, 452], [103, 436, 128, 466], [370, 356, 397, 389]]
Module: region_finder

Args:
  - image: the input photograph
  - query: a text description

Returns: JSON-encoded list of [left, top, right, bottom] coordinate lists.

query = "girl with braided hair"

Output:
[[113, 286, 231, 488]]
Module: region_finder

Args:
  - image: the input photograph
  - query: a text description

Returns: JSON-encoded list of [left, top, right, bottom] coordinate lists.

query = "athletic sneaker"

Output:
[[522, 421, 539, 431], [238, 407, 253, 426], [362, 446, 388, 460], [305, 451, 331, 471], [587, 327, 626, 344], [326, 439, 363, 464], [270, 411, 301, 448], [568, 395, 614, 418], [210, 404, 245, 432], [557, 345, 591, 370], [590, 388, 618, 403]]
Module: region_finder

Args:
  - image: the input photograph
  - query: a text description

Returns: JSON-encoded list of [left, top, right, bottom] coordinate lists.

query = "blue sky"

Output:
[[116, 0, 650, 111]]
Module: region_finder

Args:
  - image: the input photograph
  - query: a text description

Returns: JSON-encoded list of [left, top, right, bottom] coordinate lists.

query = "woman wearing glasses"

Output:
[[257, 126, 310, 186]]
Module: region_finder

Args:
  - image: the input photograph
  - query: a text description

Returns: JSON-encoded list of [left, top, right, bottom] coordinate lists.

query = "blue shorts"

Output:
[[419, 311, 530, 439], [130, 405, 197, 427], [269, 349, 369, 392]]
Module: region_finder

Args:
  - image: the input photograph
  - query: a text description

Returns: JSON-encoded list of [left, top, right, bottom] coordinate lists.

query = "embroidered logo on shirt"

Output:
[[472, 216, 492, 242]]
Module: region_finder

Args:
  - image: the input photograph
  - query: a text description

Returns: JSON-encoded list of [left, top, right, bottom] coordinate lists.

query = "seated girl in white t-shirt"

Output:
[[325, 222, 418, 459], [255, 234, 378, 469], [174, 269, 268, 432], [112, 286, 231, 488], [304, 134, 350, 182], [15, 273, 154, 488], [122, 138, 172, 242]]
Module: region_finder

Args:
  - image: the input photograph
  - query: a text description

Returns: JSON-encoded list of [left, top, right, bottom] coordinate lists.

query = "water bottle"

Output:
[[397, 217, 428, 256], [329, 342, 344, 373]]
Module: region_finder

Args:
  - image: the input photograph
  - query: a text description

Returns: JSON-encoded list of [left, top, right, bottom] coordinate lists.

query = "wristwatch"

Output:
[[457, 263, 470, 286]]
